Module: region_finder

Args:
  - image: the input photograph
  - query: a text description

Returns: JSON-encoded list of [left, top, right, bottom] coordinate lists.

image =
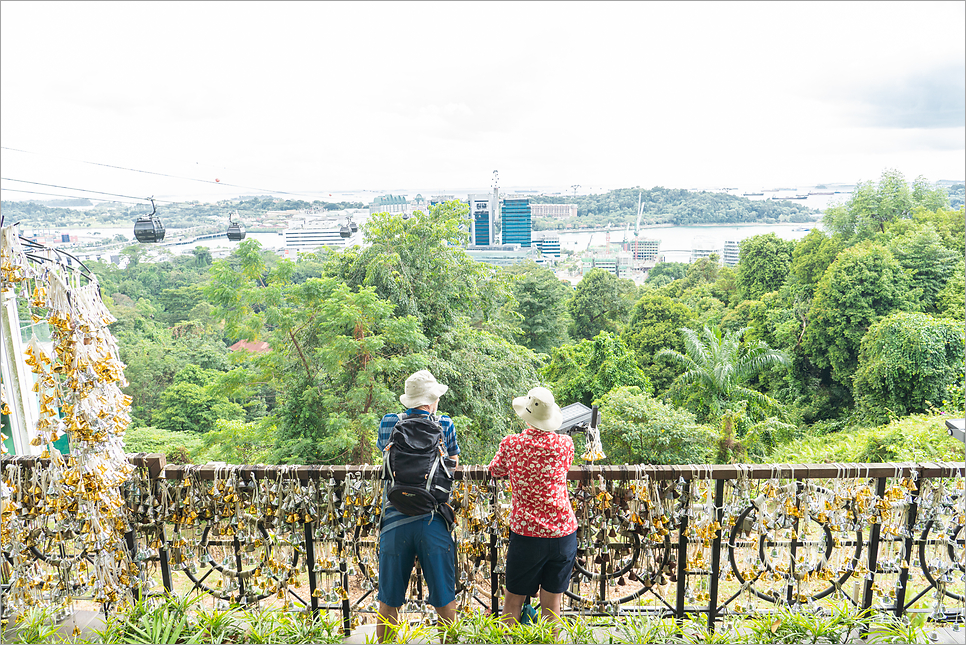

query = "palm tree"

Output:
[[657, 325, 789, 423]]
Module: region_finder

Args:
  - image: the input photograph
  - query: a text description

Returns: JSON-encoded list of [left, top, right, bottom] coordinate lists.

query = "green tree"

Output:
[[192, 246, 213, 268], [936, 259, 965, 320], [802, 244, 912, 389], [504, 261, 572, 354], [151, 380, 245, 434], [206, 241, 430, 464], [734, 234, 794, 302], [426, 325, 542, 464], [853, 312, 965, 424], [645, 262, 688, 285], [112, 318, 231, 424], [597, 386, 714, 465], [621, 294, 695, 394], [823, 170, 949, 241], [268, 279, 428, 464], [789, 229, 843, 289], [328, 201, 508, 340], [156, 285, 206, 326], [886, 224, 958, 314], [542, 331, 651, 408], [912, 206, 965, 256], [567, 269, 636, 341], [658, 325, 788, 423]]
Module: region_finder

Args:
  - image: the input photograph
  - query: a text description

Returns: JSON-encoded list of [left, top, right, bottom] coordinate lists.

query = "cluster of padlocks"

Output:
[[2, 226, 136, 624]]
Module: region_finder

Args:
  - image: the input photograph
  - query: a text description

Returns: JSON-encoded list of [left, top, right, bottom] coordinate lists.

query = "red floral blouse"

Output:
[[488, 426, 578, 538]]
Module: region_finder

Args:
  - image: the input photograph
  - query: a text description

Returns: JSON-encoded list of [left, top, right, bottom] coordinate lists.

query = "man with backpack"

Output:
[[376, 370, 460, 642]]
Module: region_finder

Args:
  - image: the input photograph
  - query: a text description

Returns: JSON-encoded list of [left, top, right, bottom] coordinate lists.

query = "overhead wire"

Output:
[[1, 146, 331, 201], [1, 178, 178, 203], [0, 187, 144, 205]]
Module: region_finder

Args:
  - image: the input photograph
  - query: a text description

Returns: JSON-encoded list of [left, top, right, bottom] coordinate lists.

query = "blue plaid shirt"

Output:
[[378, 409, 460, 532]]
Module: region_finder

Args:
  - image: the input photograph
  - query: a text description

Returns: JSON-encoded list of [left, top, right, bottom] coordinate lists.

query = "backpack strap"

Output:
[[380, 412, 407, 483], [425, 454, 442, 493]]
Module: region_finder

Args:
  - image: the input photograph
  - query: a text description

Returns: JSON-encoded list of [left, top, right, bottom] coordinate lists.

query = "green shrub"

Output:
[[123, 425, 204, 464], [767, 413, 962, 463]]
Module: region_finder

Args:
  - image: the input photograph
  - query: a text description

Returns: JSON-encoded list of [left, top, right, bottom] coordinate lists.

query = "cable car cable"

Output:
[[0, 187, 145, 205], [1, 146, 331, 201], [1, 177, 179, 203]]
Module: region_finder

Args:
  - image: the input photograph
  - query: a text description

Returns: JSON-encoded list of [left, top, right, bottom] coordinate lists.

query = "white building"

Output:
[[531, 203, 578, 219], [722, 240, 740, 266], [690, 237, 721, 263]]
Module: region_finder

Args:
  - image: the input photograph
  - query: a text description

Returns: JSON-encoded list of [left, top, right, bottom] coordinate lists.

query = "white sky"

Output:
[[1, 1, 964, 204]]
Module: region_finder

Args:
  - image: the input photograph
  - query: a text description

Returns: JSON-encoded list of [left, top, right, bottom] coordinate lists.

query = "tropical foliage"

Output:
[[45, 168, 959, 468]]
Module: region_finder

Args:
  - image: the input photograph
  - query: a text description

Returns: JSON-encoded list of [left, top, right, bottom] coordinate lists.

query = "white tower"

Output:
[[491, 170, 501, 245]]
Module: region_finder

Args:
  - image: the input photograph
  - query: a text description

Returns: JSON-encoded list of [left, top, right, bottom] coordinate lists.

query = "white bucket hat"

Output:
[[512, 387, 563, 433], [399, 370, 448, 408]]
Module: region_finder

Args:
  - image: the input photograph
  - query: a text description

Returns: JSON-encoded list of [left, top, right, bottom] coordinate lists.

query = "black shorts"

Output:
[[505, 530, 577, 596]]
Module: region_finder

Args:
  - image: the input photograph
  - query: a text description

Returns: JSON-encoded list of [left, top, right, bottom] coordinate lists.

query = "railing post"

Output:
[[304, 520, 320, 618], [894, 471, 920, 618], [232, 532, 245, 603], [336, 484, 350, 636], [124, 529, 141, 603], [675, 479, 690, 622], [861, 477, 888, 614], [490, 477, 499, 616], [787, 479, 803, 606], [707, 477, 726, 631]]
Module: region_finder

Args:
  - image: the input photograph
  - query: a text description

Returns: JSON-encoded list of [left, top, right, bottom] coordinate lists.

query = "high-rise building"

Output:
[[502, 197, 532, 247], [468, 194, 495, 246]]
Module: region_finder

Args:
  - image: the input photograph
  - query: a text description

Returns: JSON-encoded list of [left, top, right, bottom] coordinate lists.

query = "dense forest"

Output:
[[64, 169, 963, 467]]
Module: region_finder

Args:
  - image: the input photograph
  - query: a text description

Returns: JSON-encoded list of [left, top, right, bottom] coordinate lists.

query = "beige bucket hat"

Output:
[[399, 370, 449, 408], [512, 386, 563, 433]]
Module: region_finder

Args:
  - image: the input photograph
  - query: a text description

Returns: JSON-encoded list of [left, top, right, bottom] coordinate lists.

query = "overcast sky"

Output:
[[2, 1, 963, 204]]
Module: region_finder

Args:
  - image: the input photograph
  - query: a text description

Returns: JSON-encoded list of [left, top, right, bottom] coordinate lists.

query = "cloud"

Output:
[[838, 63, 966, 129]]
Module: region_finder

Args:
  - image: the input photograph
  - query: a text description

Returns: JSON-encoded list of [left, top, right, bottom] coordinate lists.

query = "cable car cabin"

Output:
[[349, 221, 358, 233], [339, 225, 352, 238], [226, 221, 246, 241], [133, 216, 165, 243]]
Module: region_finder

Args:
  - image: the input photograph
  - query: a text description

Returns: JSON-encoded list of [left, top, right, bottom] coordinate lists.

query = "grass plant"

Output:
[[609, 614, 679, 643], [1, 596, 953, 644], [3, 607, 64, 645]]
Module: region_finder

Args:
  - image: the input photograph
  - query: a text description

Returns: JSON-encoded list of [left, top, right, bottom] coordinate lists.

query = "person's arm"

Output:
[[376, 414, 396, 453], [441, 415, 460, 465], [488, 439, 508, 478]]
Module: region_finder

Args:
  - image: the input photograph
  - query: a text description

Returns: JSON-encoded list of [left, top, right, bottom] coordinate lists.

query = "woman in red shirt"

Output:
[[488, 387, 578, 633]]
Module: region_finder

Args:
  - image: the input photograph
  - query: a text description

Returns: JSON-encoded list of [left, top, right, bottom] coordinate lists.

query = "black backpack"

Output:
[[381, 413, 455, 517]]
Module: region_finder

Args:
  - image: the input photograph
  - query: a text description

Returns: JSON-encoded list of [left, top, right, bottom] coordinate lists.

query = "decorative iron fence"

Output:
[[2, 455, 963, 635]]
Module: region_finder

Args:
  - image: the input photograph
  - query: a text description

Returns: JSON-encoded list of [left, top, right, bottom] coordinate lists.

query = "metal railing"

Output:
[[2, 454, 963, 634]]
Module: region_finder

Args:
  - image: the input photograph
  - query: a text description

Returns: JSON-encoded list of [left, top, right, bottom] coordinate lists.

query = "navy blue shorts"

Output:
[[505, 530, 577, 596], [378, 515, 456, 609]]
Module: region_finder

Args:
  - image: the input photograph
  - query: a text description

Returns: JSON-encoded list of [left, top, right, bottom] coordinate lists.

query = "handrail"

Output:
[[4, 454, 963, 480]]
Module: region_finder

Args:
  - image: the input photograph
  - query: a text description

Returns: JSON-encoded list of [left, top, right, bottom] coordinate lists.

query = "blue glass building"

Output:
[[501, 197, 531, 247]]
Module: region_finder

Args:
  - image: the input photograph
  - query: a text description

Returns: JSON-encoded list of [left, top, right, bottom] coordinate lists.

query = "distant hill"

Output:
[[529, 186, 820, 229]]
